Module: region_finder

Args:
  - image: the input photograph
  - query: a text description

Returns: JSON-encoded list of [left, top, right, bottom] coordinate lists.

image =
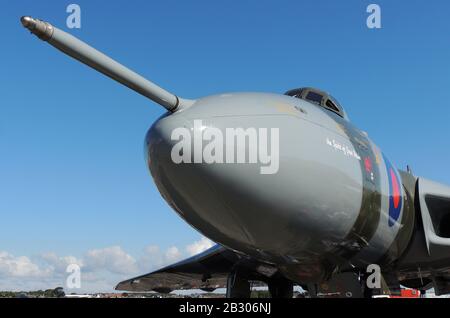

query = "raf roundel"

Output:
[[383, 155, 403, 227]]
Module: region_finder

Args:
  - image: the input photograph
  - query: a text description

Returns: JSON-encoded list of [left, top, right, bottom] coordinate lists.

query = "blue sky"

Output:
[[1, 1, 450, 292]]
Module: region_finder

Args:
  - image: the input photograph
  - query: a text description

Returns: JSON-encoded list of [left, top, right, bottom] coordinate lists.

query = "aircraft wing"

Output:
[[115, 245, 241, 293]]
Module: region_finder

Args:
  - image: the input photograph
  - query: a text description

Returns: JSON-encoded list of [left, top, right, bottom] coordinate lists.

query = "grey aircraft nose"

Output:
[[145, 93, 364, 266], [145, 111, 264, 254]]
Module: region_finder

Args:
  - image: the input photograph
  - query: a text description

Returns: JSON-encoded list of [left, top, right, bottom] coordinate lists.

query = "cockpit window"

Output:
[[305, 91, 324, 105], [325, 99, 339, 112], [285, 88, 303, 98], [284, 87, 347, 120]]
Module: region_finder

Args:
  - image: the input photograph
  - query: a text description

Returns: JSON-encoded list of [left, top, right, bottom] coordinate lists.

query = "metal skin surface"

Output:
[[145, 92, 412, 283]]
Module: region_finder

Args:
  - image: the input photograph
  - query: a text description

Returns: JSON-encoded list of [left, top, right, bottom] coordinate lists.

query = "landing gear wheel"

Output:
[[419, 289, 426, 298], [268, 278, 294, 298], [226, 270, 251, 298]]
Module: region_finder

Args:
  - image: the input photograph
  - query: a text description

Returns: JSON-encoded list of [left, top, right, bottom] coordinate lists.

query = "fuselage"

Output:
[[145, 92, 415, 283]]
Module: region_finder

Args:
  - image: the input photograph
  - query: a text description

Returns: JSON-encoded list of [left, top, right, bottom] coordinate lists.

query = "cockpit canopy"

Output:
[[284, 87, 348, 120]]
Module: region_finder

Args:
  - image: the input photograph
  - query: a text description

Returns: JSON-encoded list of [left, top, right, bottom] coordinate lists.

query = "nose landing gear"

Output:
[[226, 270, 251, 298], [267, 277, 294, 298], [226, 270, 294, 298]]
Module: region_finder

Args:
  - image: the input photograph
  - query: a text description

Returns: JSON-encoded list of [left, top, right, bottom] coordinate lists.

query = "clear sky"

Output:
[[1, 0, 450, 292]]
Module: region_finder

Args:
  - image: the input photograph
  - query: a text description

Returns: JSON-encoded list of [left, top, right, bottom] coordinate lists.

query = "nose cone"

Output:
[[145, 111, 266, 253], [145, 93, 364, 264]]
